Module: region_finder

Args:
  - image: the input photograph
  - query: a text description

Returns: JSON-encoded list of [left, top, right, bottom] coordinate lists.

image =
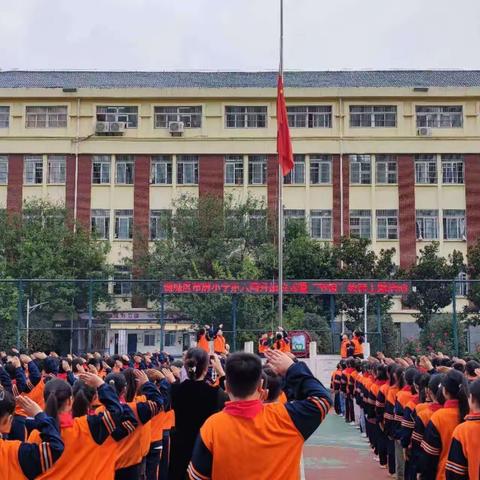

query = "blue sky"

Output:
[[1, 0, 479, 71]]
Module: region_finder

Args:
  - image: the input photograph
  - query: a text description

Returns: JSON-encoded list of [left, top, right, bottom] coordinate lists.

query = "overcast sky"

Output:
[[1, 0, 480, 71]]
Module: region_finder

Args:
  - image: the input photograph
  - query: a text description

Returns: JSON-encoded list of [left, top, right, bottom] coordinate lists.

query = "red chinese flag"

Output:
[[276, 74, 294, 176]]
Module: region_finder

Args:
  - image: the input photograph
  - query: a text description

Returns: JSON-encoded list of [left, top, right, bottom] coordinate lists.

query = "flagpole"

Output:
[[278, 0, 284, 328]]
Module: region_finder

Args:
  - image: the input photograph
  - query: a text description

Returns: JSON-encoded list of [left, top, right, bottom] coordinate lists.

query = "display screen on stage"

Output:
[[160, 280, 411, 295]]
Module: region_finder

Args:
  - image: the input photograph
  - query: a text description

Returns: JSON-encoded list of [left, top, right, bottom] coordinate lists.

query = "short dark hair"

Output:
[[225, 353, 262, 398], [262, 366, 283, 402]]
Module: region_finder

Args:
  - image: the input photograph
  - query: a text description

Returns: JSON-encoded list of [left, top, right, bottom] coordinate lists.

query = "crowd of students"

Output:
[[0, 332, 331, 479], [331, 352, 480, 480]]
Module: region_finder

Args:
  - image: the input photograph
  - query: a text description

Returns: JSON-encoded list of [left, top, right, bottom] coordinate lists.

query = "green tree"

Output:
[[402, 243, 464, 328], [0, 200, 112, 351]]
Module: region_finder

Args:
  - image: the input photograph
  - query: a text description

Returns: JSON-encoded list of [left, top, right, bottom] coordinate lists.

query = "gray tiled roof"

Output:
[[1, 70, 480, 89]]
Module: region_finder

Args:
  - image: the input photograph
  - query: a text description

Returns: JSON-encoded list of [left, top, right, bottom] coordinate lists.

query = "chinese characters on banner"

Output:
[[160, 280, 411, 295]]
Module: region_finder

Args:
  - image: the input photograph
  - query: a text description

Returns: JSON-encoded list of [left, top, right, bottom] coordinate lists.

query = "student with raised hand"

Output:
[[0, 392, 64, 479], [419, 369, 470, 480], [27, 371, 125, 480], [188, 349, 332, 480], [446, 378, 480, 480]]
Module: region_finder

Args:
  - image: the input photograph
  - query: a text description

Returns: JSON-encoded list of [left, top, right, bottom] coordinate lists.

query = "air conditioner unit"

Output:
[[169, 121, 185, 135], [417, 127, 432, 137], [95, 121, 110, 133], [109, 122, 126, 133]]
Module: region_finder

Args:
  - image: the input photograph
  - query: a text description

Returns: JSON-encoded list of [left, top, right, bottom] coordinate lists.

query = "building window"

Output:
[[114, 210, 133, 240], [91, 209, 110, 240], [225, 155, 244, 185], [443, 210, 465, 240], [310, 155, 331, 184], [92, 155, 111, 184], [113, 266, 132, 296], [144, 333, 156, 347], [96, 106, 138, 128], [284, 210, 305, 229], [442, 155, 464, 184], [416, 106, 463, 128], [47, 155, 66, 184], [164, 332, 176, 347], [350, 155, 371, 184], [416, 210, 439, 240], [177, 155, 198, 185], [376, 209, 398, 240], [154, 106, 202, 128], [284, 155, 305, 184], [350, 105, 397, 127], [287, 106, 332, 128], [248, 155, 267, 185], [0, 107, 9, 128], [116, 155, 134, 184], [25, 106, 67, 128], [415, 155, 437, 184], [350, 210, 371, 239], [311, 210, 332, 240], [151, 155, 172, 184], [455, 272, 469, 296], [0, 156, 8, 184], [150, 210, 171, 240], [24, 156, 43, 184], [225, 106, 267, 128], [376, 155, 397, 184], [248, 210, 267, 232]]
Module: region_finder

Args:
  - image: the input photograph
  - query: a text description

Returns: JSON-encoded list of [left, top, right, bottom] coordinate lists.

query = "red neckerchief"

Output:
[[224, 400, 263, 419], [58, 373, 67, 381], [376, 380, 388, 386], [429, 402, 442, 413], [410, 394, 419, 405], [465, 412, 480, 421], [444, 400, 459, 409], [58, 412, 74, 428], [345, 368, 354, 374], [401, 386, 411, 392]]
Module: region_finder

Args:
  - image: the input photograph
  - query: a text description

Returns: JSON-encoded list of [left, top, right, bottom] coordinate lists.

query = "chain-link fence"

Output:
[[1, 278, 479, 357]]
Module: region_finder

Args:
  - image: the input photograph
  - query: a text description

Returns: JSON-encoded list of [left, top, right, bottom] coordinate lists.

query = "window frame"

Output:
[[144, 333, 156, 347], [375, 155, 397, 184], [443, 209, 466, 240], [349, 210, 372, 239], [284, 155, 305, 185], [350, 155, 372, 185], [25, 106, 68, 128], [150, 209, 172, 241], [177, 155, 199, 185], [416, 209, 439, 240], [0, 156, 8, 184], [441, 155, 464, 184], [114, 209, 134, 240], [91, 209, 110, 240], [287, 105, 332, 128], [96, 106, 138, 128], [92, 155, 111, 184], [151, 155, 173, 185], [113, 266, 132, 296], [115, 155, 135, 185], [0, 106, 10, 128], [225, 155, 244, 185], [154, 106, 202, 128], [47, 155, 66, 184], [310, 210, 332, 240], [376, 209, 398, 240], [24, 156, 44, 185], [415, 155, 437, 184], [310, 155, 332, 185], [225, 106, 267, 129], [416, 105, 463, 128], [248, 155, 267, 185], [349, 105, 397, 128]]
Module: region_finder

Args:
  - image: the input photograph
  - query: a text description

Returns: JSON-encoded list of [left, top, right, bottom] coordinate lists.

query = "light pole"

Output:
[[26, 299, 48, 350]]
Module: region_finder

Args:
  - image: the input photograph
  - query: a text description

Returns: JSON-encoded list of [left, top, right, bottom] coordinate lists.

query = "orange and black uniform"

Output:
[[0, 411, 64, 480], [340, 339, 350, 359], [213, 334, 226, 355], [419, 400, 462, 480], [343, 367, 355, 423], [197, 332, 210, 354], [352, 336, 364, 359], [446, 412, 480, 480], [188, 362, 332, 480], [28, 383, 127, 480], [331, 369, 342, 415], [384, 385, 400, 475]]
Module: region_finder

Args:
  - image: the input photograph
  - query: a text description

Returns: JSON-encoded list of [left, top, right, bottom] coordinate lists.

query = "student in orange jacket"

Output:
[[196, 327, 211, 354], [0, 392, 64, 479], [419, 369, 470, 480], [352, 331, 365, 359], [188, 350, 332, 480], [446, 378, 480, 480], [213, 325, 226, 355]]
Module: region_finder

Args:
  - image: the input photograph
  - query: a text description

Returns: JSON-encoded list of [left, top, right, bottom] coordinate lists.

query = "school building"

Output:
[[1, 70, 480, 352]]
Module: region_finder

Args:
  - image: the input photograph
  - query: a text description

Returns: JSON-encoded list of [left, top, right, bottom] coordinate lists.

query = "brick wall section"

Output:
[[65, 154, 76, 226], [465, 154, 480, 249], [7, 154, 23, 216], [267, 154, 279, 241], [198, 154, 224, 198], [132, 155, 150, 308], [398, 154, 416, 269], [332, 154, 349, 243], [76, 154, 92, 230]]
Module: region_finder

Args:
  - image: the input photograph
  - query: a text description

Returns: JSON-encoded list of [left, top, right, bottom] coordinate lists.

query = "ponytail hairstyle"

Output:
[[44, 379, 73, 424], [415, 373, 431, 403], [105, 373, 127, 398], [0, 388, 15, 419], [469, 379, 480, 412], [376, 364, 388, 382], [429, 374, 446, 405], [466, 360, 480, 378], [72, 381, 96, 418], [184, 348, 209, 381], [122, 368, 139, 403], [392, 365, 405, 389], [387, 363, 397, 387], [196, 328, 206, 342], [405, 367, 417, 394], [443, 369, 470, 423]]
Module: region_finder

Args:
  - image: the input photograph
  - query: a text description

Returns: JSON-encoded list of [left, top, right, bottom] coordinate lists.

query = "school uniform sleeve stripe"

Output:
[[102, 411, 115, 434], [446, 437, 468, 480], [421, 440, 440, 456], [189, 433, 213, 480]]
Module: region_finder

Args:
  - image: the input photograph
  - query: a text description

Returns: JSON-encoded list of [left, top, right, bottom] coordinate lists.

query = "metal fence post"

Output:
[[87, 280, 93, 352], [452, 280, 459, 357], [376, 296, 383, 353], [329, 295, 335, 354], [16, 280, 24, 350], [232, 295, 238, 352], [159, 294, 165, 351]]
